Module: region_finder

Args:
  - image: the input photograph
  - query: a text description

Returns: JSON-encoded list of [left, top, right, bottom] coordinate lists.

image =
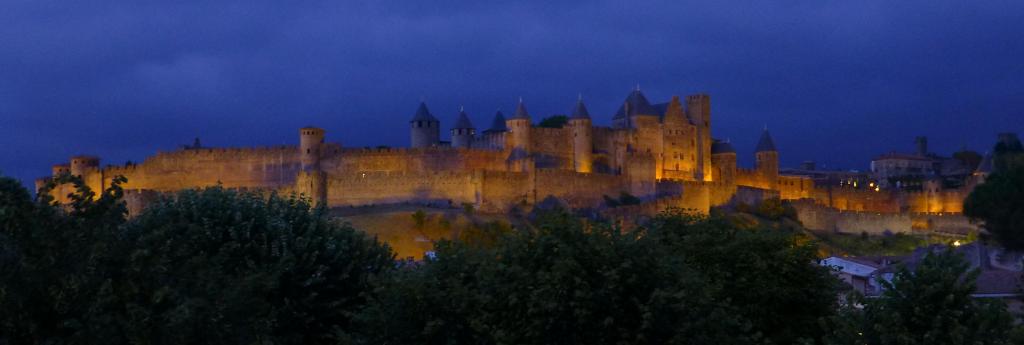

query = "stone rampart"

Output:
[[792, 200, 976, 236], [533, 169, 627, 209]]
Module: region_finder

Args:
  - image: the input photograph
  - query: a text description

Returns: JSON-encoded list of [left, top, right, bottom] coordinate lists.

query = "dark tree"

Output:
[[537, 115, 569, 128], [111, 187, 394, 344], [0, 174, 129, 343], [644, 209, 841, 344], [964, 162, 1024, 250], [0, 176, 394, 344]]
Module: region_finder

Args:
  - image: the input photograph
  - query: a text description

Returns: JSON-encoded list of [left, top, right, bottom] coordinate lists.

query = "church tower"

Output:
[[410, 102, 440, 148], [450, 107, 475, 149], [568, 97, 593, 173]]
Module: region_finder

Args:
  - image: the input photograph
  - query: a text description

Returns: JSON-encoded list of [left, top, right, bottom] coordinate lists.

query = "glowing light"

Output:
[[874, 187, 880, 192], [953, 240, 962, 247]]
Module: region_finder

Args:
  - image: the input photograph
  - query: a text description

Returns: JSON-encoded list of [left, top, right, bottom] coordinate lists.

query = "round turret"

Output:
[[69, 155, 100, 177], [754, 129, 779, 189], [569, 99, 593, 173], [52, 163, 71, 177], [450, 107, 475, 149], [300, 127, 325, 171], [506, 100, 532, 152], [410, 102, 441, 148], [710, 140, 737, 183]]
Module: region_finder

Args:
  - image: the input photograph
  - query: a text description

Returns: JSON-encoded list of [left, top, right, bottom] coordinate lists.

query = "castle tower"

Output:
[[450, 107, 475, 149], [506, 99, 532, 152], [710, 139, 737, 184], [755, 128, 779, 190], [568, 97, 593, 173], [299, 127, 325, 171], [52, 164, 71, 177], [481, 110, 508, 150], [69, 155, 99, 177], [485, 110, 508, 133], [410, 102, 440, 148], [686, 94, 712, 181], [68, 155, 101, 198], [614, 87, 664, 177], [661, 96, 698, 179]]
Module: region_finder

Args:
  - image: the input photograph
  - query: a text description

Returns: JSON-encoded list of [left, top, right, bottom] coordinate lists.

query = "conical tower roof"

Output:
[[485, 110, 508, 133], [755, 128, 777, 152], [613, 88, 659, 120], [453, 107, 474, 129], [410, 102, 439, 122], [511, 99, 531, 120], [571, 98, 591, 119]]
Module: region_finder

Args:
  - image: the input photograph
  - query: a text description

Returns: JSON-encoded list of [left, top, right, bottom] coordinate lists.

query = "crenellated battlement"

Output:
[[336, 146, 502, 156], [327, 170, 475, 184], [155, 145, 298, 158]]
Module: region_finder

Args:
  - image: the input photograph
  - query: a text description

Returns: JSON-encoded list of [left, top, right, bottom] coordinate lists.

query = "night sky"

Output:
[[2, 1, 1022, 188]]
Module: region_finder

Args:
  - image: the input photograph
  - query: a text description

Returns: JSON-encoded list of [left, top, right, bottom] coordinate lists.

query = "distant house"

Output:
[[820, 256, 888, 296]]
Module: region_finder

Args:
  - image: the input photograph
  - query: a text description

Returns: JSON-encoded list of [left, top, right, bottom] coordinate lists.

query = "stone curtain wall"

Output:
[[530, 127, 573, 170], [533, 169, 627, 209], [792, 200, 976, 236], [94, 146, 302, 193], [324, 171, 479, 208], [321, 147, 507, 174]]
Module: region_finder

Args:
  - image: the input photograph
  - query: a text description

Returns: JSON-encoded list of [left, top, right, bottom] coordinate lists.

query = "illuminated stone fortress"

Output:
[[38, 87, 995, 232]]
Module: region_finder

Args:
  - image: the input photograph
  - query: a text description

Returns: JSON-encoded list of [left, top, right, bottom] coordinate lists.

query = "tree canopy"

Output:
[[1, 174, 1020, 344], [537, 115, 569, 128], [965, 150, 1024, 250]]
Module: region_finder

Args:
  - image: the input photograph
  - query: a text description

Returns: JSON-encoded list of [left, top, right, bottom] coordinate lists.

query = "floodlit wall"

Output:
[[793, 200, 976, 236]]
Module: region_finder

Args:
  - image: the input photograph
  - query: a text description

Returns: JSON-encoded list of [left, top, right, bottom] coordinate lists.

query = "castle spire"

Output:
[[485, 110, 508, 133], [571, 97, 591, 119], [512, 98, 531, 120], [453, 107, 474, 129], [755, 128, 777, 152], [410, 102, 438, 122]]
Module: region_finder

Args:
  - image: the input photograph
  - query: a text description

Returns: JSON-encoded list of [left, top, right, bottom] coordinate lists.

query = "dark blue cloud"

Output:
[[2, 0, 1022, 187]]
